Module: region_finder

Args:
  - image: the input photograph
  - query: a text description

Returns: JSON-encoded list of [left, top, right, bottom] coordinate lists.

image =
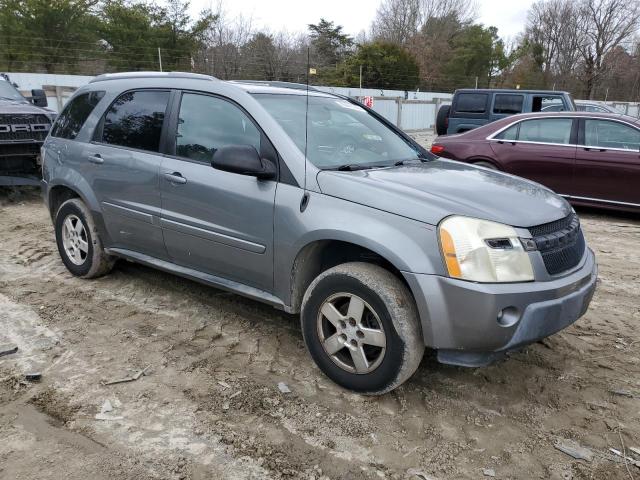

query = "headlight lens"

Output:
[[439, 216, 534, 283]]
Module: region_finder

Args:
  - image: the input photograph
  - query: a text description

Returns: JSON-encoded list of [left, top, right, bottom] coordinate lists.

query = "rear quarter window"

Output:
[[51, 90, 105, 139], [454, 93, 488, 114], [493, 94, 523, 114]]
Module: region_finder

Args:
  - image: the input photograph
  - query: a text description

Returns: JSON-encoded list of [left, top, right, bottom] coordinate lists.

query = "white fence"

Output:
[[359, 97, 450, 131], [5, 72, 640, 128]]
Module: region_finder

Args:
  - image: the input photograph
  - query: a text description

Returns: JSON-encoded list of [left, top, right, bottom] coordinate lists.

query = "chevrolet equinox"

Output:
[[41, 72, 598, 394]]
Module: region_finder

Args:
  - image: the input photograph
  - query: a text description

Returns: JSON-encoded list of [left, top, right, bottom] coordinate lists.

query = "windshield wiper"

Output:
[[325, 164, 376, 171], [393, 158, 428, 166]]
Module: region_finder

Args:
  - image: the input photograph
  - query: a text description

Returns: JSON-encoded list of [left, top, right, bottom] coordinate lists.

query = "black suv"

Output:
[[436, 88, 576, 135], [0, 74, 56, 186]]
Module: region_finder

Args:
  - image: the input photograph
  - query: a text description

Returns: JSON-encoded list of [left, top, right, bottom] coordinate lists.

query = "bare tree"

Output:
[[418, 0, 477, 25], [579, 0, 640, 98], [371, 0, 421, 45], [526, 0, 585, 88], [371, 0, 477, 45], [197, 2, 254, 79]]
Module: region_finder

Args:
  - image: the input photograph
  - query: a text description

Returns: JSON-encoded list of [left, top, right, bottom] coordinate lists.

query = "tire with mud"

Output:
[[54, 198, 115, 278], [301, 262, 424, 395]]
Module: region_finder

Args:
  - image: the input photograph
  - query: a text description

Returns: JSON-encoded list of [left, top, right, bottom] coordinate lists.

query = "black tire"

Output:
[[435, 105, 450, 135], [473, 160, 498, 170], [301, 262, 424, 395], [54, 198, 115, 278]]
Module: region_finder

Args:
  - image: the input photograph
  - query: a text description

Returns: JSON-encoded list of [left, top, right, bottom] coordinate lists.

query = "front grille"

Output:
[[0, 114, 50, 142], [529, 213, 586, 275]]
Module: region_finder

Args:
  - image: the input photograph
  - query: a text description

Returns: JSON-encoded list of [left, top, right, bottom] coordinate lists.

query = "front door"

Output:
[[489, 117, 577, 195], [573, 118, 640, 207], [160, 92, 277, 292], [84, 89, 171, 259]]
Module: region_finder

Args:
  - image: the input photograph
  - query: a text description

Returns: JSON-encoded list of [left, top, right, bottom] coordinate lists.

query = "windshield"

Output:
[[253, 93, 427, 169], [0, 79, 25, 101]]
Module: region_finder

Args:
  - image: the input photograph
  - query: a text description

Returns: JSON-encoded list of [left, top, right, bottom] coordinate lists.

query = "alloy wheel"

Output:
[[316, 292, 386, 374]]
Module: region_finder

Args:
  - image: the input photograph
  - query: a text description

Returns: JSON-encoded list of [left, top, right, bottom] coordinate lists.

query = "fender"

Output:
[[45, 174, 113, 247], [273, 184, 445, 309]]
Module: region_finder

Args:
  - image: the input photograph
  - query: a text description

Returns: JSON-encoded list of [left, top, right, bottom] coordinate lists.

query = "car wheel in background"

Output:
[[435, 105, 450, 135], [301, 262, 424, 395], [55, 198, 115, 278], [473, 161, 498, 170]]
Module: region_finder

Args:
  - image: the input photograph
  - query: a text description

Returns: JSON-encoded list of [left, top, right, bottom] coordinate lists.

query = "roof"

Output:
[[231, 80, 335, 97], [507, 111, 636, 121], [475, 111, 640, 133], [89, 71, 217, 84], [455, 88, 570, 95]]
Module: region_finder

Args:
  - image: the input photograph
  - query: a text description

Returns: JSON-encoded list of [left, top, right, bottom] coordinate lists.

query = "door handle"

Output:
[[164, 172, 187, 184], [584, 147, 606, 152], [88, 154, 104, 164]]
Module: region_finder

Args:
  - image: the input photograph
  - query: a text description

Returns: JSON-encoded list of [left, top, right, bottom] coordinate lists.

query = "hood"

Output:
[[0, 98, 55, 117], [316, 159, 572, 227]]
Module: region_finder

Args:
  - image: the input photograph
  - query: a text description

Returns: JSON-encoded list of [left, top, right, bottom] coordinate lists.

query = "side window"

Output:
[[493, 95, 523, 115], [534, 96, 565, 112], [51, 90, 105, 139], [518, 118, 573, 144], [494, 123, 519, 140], [584, 119, 640, 151], [454, 93, 488, 114], [176, 93, 261, 163], [101, 90, 170, 152]]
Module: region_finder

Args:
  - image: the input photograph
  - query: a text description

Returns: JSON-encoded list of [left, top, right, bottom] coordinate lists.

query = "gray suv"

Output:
[[41, 72, 597, 394]]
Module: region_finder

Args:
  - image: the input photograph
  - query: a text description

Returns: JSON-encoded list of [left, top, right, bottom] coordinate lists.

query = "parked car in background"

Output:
[[0, 74, 56, 186], [575, 101, 621, 114], [41, 72, 597, 394], [431, 112, 640, 212], [543, 100, 621, 114], [436, 88, 575, 135]]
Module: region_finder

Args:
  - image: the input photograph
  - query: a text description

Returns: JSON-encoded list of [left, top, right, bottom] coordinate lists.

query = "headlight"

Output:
[[438, 216, 534, 283]]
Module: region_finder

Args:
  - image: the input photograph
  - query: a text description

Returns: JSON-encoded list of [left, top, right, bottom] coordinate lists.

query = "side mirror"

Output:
[[211, 144, 276, 180], [31, 89, 48, 107]]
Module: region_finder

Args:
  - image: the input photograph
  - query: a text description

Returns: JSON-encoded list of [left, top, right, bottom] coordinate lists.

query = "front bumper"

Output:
[[0, 174, 41, 186], [404, 248, 597, 367]]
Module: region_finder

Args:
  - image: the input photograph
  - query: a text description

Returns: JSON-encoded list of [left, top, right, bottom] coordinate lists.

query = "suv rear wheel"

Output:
[[55, 198, 115, 278], [301, 262, 424, 394], [435, 105, 450, 135]]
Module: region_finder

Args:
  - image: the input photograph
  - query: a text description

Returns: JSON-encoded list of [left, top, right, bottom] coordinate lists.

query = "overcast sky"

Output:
[[189, 0, 535, 40]]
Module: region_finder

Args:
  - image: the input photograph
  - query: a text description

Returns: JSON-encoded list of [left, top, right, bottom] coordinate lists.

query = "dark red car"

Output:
[[431, 112, 640, 212]]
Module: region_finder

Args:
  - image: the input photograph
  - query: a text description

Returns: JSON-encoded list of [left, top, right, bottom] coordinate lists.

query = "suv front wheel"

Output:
[[301, 262, 424, 395], [55, 198, 115, 278]]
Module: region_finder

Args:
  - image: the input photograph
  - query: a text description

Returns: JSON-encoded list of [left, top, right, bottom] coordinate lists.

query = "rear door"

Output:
[[85, 89, 170, 259], [488, 117, 578, 195], [573, 118, 640, 207], [159, 91, 277, 292]]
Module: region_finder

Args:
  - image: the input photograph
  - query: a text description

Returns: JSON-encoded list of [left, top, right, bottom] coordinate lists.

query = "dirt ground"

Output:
[[0, 187, 638, 480]]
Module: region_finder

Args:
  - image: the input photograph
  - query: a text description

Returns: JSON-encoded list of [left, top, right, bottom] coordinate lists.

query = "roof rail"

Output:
[[90, 71, 217, 83], [229, 80, 319, 92]]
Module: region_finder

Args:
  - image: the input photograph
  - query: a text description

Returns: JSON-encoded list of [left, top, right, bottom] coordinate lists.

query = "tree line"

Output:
[[0, 0, 639, 100]]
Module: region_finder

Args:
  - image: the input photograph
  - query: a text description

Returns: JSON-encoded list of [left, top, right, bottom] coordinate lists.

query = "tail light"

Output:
[[431, 144, 445, 155]]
